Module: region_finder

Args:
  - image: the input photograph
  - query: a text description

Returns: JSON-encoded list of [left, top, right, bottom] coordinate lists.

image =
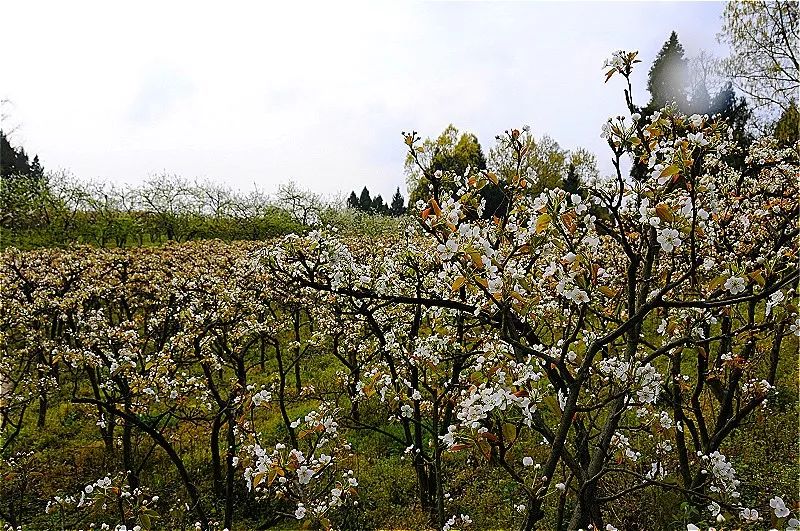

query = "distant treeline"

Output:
[[1, 132, 387, 248], [346, 186, 406, 216]]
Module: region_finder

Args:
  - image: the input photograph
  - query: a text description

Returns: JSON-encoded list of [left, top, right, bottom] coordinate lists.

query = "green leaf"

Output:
[[659, 164, 680, 179], [451, 276, 466, 291], [708, 275, 727, 290], [536, 213, 551, 234], [749, 270, 765, 287], [502, 422, 517, 443]]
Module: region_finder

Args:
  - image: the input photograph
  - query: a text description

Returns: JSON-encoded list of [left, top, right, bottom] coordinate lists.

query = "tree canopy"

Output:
[[0, 131, 49, 231], [389, 186, 405, 216], [647, 31, 690, 112], [406, 125, 597, 220], [719, 0, 799, 115], [405, 124, 488, 208], [345, 186, 406, 216], [639, 33, 753, 172]]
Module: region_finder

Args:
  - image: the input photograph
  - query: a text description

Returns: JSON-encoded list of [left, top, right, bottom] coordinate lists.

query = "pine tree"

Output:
[[371, 195, 385, 215], [1, 131, 32, 178], [390, 187, 405, 216], [563, 163, 581, 196], [347, 191, 359, 210], [358, 187, 372, 213], [30, 155, 44, 179], [709, 82, 752, 169], [647, 32, 690, 113]]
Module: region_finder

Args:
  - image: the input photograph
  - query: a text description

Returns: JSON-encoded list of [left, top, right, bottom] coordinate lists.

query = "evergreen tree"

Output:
[[710, 82, 753, 169], [0, 132, 16, 177], [689, 80, 711, 115], [372, 194, 388, 215], [347, 191, 359, 210], [390, 187, 405, 216], [1, 131, 33, 178], [635, 36, 756, 176], [563, 163, 581, 196], [646, 32, 690, 113], [30, 155, 44, 179], [358, 187, 372, 213]]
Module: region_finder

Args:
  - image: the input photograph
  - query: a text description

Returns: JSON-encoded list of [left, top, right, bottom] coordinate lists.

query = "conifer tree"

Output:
[[688, 81, 711, 115], [347, 191, 359, 210], [358, 187, 372, 213], [710, 82, 752, 169], [390, 187, 405, 216], [563, 163, 581, 196], [1, 131, 34, 178], [646, 32, 690, 113], [372, 194, 388, 215], [0, 131, 50, 231]]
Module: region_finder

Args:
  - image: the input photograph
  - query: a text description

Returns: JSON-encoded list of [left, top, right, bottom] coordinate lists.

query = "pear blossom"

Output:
[[657, 228, 682, 252], [297, 465, 314, 485], [769, 496, 790, 518], [724, 276, 746, 295], [766, 290, 785, 315], [739, 507, 759, 522]]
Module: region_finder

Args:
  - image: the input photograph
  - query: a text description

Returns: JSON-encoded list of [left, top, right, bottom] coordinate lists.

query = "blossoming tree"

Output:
[[264, 50, 799, 530]]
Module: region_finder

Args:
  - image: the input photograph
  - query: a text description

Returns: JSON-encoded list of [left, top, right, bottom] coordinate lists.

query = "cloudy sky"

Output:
[[2, 1, 727, 201]]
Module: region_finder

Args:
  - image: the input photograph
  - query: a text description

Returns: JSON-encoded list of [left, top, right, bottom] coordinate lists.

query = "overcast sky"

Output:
[[2, 1, 727, 201]]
